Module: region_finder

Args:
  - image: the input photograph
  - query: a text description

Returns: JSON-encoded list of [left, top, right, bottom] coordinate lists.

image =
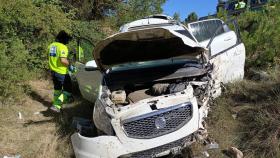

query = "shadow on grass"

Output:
[[24, 92, 94, 157], [56, 97, 94, 137], [29, 90, 52, 108]]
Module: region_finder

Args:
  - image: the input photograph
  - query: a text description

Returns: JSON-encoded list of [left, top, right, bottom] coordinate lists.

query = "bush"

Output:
[[0, 0, 72, 102], [0, 0, 116, 103], [237, 2, 280, 68], [0, 39, 30, 102], [1, 0, 73, 70]]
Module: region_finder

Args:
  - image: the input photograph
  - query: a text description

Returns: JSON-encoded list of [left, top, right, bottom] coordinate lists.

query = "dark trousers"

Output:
[[51, 71, 72, 93]]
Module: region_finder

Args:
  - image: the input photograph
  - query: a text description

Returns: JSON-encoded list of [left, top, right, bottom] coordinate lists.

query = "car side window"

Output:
[[189, 20, 225, 42], [77, 39, 94, 64]]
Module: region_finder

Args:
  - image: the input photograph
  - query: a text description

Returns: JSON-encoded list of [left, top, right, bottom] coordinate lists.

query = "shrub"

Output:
[[0, 39, 30, 102], [0, 0, 72, 102], [237, 2, 280, 68]]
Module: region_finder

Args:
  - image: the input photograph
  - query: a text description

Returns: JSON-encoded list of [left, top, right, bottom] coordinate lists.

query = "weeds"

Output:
[[211, 76, 280, 158]]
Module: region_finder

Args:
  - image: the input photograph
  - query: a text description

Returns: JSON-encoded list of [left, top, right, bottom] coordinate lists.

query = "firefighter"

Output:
[[235, 0, 246, 10], [48, 30, 75, 112]]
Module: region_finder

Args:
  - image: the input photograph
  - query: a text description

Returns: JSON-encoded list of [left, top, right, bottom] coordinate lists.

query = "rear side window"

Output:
[[189, 20, 225, 42]]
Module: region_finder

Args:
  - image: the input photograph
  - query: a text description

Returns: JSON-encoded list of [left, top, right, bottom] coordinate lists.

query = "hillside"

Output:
[[1, 0, 280, 158]]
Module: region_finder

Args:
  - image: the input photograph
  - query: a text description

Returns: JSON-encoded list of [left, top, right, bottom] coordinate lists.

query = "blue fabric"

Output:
[[51, 71, 72, 93]]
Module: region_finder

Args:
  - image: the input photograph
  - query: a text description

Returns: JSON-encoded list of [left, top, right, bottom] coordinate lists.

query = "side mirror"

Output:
[[85, 60, 99, 71]]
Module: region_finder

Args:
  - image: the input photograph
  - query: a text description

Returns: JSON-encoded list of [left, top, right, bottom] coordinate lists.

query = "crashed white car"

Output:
[[71, 15, 245, 158]]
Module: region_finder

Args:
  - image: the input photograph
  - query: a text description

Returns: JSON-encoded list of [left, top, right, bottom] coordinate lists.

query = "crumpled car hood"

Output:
[[93, 28, 206, 71]]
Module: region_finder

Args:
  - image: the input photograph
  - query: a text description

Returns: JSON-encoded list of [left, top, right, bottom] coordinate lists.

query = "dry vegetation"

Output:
[[0, 80, 93, 158], [205, 70, 280, 158]]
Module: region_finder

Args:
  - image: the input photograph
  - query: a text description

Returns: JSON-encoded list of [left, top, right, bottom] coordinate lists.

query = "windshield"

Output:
[[189, 20, 225, 42], [110, 58, 201, 72]]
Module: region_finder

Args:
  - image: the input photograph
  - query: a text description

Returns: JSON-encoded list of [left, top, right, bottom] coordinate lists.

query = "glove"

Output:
[[68, 65, 77, 73]]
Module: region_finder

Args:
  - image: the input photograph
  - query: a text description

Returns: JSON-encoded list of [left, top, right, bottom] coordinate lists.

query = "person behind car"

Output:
[[235, 0, 246, 10], [48, 30, 76, 113], [78, 45, 84, 62]]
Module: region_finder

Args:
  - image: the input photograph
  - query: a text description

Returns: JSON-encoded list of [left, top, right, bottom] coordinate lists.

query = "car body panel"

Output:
[[75, 62, 102, 103]]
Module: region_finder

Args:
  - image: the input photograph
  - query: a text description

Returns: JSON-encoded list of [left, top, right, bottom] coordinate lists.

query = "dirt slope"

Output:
[[0, 80, 93, 158]]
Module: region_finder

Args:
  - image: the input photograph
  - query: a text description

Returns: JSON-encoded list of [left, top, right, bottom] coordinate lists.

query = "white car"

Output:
[[71, 15, 245, 158]]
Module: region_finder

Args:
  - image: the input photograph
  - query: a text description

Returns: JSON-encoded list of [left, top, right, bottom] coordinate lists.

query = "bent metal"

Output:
[[71, 15, 245, 158]]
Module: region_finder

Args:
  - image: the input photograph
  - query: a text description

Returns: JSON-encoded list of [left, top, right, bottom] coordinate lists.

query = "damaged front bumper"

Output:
[[71, 133, 124, 158], [72, 93, 202, 158], [72, 115, 199, 158], [71, 132, 194, 158]]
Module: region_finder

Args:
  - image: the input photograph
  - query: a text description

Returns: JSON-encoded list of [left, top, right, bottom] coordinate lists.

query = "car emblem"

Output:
[[155, 117, 166, 129]]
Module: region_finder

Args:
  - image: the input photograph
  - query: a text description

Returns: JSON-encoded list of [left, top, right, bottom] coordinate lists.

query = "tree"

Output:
[[173, 12, 180, 21], [62, 0, 166, 22], [185, 12, 198, 23], [115, 0, 167, 26], [61, 0, 120, 20]]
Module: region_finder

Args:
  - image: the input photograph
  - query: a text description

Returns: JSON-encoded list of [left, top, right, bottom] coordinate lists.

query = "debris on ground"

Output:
[[201, 151, 210, 157], [72, 117, 96, 137], [17, 112, 22, 120], [223, 147, 244, 158], [33, 111, 40, 115], [3, 155, 21, 158], [231, 114, 237, 120], [187, 136, 221, 158], [205, 141, 219, 150]]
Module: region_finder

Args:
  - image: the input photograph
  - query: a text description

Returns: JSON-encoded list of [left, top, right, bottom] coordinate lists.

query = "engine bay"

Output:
[[105, 76, 211, 108]]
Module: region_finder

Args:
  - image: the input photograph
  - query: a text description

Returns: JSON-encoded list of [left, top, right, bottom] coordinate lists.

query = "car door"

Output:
[[188, 19, 245, 84], [71, 38, 102, 103]]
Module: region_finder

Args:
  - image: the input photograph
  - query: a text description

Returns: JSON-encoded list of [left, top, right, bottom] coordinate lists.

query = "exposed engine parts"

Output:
[[111, 90, 127, 104], [110, 79, 211, 106], [149, 82, 190, 96], [167, 82, 189, 94], [150, 83, 169, 96]]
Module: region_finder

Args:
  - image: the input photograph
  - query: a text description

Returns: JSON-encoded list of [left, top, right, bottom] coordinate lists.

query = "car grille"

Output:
[[122, 103, 192, 139], [119, 135, 192, 158]]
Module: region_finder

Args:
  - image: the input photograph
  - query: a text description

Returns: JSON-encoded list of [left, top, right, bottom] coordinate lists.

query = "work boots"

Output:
[[50, 90, 74, 113], [58, 91, 74, 104], [50, 90, 63, 113]]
